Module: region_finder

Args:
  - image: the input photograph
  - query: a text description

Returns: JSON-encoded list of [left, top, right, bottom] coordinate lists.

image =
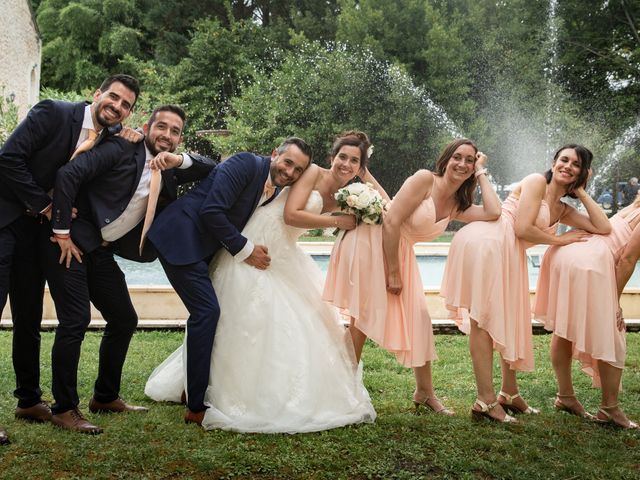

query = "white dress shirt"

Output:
[[101, 145, 192, 241]]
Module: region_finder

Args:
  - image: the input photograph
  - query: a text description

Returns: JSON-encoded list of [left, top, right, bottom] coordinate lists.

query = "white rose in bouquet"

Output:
[[347, 182, 367, 195], [355, 190, 372, 209], [346, 195, 358, 207]]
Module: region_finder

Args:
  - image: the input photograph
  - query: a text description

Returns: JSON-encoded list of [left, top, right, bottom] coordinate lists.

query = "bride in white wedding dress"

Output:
[[146, 132, 384, 433]]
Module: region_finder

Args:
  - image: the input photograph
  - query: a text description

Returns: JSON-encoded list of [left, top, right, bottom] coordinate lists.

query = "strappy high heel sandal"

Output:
[[498, 391, 540, 415], [471, 399, 518, 423], [553, 393, 595, 420], [413, 397, 455, 416], [597, 404, 639, 430]]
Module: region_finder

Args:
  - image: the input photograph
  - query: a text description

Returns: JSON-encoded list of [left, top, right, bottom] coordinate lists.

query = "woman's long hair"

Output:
[[543, 144, 593, 198], [433, 138, 478, 212]]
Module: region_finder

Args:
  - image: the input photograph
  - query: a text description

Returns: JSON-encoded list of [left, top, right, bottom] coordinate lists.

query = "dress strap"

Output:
[[552, 201, 568, 226]]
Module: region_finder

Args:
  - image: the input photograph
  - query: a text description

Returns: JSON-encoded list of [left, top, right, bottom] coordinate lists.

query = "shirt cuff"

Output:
[[234, 240, 254, 263], [179, 153, 193, 169], [52, 229, 70, 235]]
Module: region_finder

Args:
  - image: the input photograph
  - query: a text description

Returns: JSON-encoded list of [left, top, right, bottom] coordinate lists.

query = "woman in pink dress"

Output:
[[441, 144, 611, 423], [534, 194, 640, 429], [284, 130, 388, 239], [324, 138, 502, 415]]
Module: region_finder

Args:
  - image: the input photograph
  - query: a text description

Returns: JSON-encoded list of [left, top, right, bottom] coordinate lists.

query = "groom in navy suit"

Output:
[[148, 137, 312, 424], [0, 74, 139, 442]]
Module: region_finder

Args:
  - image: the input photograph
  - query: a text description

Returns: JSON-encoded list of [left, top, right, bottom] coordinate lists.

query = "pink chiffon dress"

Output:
[[440, 192, 557, 372], [533, 210, 635, 387], [323, 197, 449, 367]]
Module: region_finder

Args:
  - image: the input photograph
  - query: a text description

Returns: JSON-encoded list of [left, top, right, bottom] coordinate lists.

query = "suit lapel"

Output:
[[161, 169, 177, 200], [69, 102, 89, 157], [251, 156, 272, 212], [130, 144, 147, 197]]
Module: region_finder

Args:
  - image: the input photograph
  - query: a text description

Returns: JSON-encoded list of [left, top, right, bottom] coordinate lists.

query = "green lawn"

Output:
[[0, 331, 639, 479]]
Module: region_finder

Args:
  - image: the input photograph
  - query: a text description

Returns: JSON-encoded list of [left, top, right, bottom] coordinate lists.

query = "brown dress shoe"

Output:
[[88, 397, 149, 413], [184, 408, 206, 426], [15, 401, 53, 422], [51, 408, 103, 434], [0, 428, 9, 445]]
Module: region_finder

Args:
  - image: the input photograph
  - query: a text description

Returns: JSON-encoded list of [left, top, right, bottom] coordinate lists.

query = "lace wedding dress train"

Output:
[[145, 189, 376, 433]]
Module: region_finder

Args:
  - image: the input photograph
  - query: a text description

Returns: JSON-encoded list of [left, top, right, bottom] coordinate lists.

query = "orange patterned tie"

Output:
[[139, 169, 162, 255], [70, 129, 98, 160], [263, 179, 276, 201]]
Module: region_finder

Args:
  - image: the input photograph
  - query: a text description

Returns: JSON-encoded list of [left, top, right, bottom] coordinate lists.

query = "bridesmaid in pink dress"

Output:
[[534, 195, 640, 429], [324, 139, 502, 415], [441, 144, 611, 422], [284, 130, 388, 237]]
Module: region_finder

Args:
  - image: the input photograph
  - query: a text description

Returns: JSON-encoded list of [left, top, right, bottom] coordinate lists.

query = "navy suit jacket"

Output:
[[148, 152, 271, 266], [0, 100, 87, 228], [0, 99, 120, 229], [51, 136, 217, 258]]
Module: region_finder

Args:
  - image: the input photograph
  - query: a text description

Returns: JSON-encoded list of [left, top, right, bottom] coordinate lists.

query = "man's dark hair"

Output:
[[99, 74, 141, 106], [148, 104, 187, 130], [276, 137, 313, 165]]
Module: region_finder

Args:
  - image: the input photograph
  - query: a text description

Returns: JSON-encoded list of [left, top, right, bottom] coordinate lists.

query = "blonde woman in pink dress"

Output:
[[441, 144, 611, 423], [324, 138, 502, 415], [534, 194, 640, 429]]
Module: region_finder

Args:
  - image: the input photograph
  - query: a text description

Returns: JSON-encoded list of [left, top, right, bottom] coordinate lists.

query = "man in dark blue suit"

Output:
[[0, 74, 140, 443], [148, 137, 312, 424], [44, 105, 216, 433]]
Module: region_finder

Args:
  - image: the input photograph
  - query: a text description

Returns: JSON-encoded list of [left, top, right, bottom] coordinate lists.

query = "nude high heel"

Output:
[[597, 404, 639, 430], [471, 399, 518, 423], [498, 391, 540, 415], [553, 393, 595, 420], [413, 397, 455, 416]]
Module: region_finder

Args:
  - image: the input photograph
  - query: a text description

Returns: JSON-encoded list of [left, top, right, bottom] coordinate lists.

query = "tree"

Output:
[[211, 42, 457, 194]]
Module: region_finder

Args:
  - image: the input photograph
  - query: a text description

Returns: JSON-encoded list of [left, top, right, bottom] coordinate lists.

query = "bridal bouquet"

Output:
[[334, 182, 387, 226]]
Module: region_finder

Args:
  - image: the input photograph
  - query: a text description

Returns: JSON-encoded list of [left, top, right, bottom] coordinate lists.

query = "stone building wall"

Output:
[[0, 0, 41, 119]]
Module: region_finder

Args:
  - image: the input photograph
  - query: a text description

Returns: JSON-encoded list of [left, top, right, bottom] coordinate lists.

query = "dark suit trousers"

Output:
[[40, 228, 138, 414], [0, 216, 45, 408], [158, 253, 219, 413]]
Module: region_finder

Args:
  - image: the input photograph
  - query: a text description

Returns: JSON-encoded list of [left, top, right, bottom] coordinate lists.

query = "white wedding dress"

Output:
[[145, 188, 376, 433]]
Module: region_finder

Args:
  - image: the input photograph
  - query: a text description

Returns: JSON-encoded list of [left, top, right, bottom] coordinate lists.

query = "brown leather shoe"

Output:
[[184, 408, 206, 426], [51, 408, 103, 434], [15, 401, 53, 422], [0, 428, 9, 445], [88, 397, 149, 413]]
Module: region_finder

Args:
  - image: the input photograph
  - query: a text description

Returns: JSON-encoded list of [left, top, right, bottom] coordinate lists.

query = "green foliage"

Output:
[[0, 92, 19, 146], [212, 42, 453, 194], [19, 0, 640, 189]]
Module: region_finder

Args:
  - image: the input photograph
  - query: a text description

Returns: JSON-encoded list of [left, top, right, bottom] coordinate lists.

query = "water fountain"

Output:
[[591, 117, 640, 193]]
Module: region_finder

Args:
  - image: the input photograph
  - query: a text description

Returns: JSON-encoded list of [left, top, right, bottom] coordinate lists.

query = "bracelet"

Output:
[[474, 168, 488, 178], [54, 233, 70, 240]]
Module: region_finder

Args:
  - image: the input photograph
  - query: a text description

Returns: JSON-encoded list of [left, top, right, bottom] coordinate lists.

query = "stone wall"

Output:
[[0, 0, 41, 119]]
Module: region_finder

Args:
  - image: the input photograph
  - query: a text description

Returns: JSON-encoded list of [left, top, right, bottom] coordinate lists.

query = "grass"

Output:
[[1, 331, 639, 479]]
